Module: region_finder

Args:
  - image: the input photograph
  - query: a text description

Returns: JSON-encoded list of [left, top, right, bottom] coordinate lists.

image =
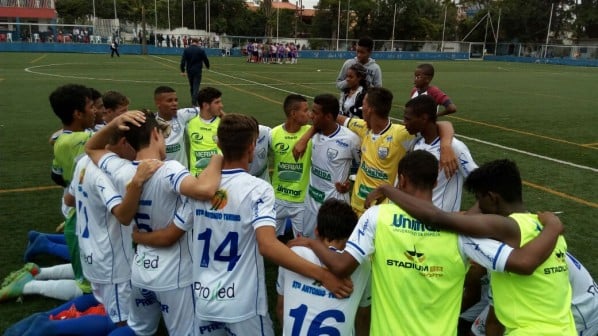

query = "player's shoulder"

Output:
[[290, 246, 321, 265]]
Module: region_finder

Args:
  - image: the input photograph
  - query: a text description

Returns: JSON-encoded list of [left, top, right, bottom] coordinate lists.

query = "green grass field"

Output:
[[0, 52, 597, 333]]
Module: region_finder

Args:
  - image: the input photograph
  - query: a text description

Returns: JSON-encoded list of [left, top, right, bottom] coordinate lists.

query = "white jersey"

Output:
[[345, 205, 513, 272], [276, 246, 371, 336], [99, 153, 193, 291], [566, 253, 598, 335], [175, 169, 276, 323], [248, 125, 271, 182], [162, 107, 198, 167], [305, 125, 361, 207], [411, 136, 477, 212], [69, 155, 132, 284]]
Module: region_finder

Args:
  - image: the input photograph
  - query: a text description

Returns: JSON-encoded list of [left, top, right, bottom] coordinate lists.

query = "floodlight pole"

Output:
[[336, 0, 340, 51], [193, 1, 196, 30], [181, 0, 184, 28], [495, 8, 501, 55], [113, 0, 117, 19], [167, 0, 171, 30], [92, 0, 96, 20], [391, 4, 397, 51], [345, 0, 350, 48], [154, 0, 158, 30], [441, 4, 447, 52], [544, 3, 554, 58]]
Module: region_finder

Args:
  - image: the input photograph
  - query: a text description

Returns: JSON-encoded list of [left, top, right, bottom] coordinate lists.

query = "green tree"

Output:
[[573, 0, 598, 38]]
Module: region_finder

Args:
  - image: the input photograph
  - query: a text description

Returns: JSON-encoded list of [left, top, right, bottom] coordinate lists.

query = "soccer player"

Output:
[[410, 63, 457, 116], [248, 121, 272, 182], [153, 86, 198, 167], [270, 94, 313, 236], [366, 157, 577, 335], [470, 252, 598, 336], [133, 114, 352, 336], [64, 131, 161, 327], [302, 94, 360, 238], [102, 90, 130, 126], [277, 199, 371, 336], [188, 87, 224, 176], [85, 111, 223, 336], [403, 94, 477, 211], [336, 37, 382, 90], [337, 87, 456, 216], [49, 84, 96, 295], [290, 150, 568, 335]]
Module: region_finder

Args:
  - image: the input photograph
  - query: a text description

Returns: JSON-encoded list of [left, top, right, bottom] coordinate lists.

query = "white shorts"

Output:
[[301, 203, 318, 238], [91, 281, 131, 323], [274, 199, 304, 236], [128, 284, 195, 336], [194, 314, 274, 336], [471, 305, 489, 336]]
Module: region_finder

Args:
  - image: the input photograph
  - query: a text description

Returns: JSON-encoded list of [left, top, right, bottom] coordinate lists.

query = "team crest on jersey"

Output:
[[171, 121, 181, 133], [210, 189, 228, 210], [554, 250, 566, 263], [378, 147, 389, 159], [273, 142, 290, 154], [190, 132, 203, 143], [326, 148, 339, 160]]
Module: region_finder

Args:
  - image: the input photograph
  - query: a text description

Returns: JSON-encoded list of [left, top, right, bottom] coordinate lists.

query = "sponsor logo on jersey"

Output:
[[165, 143, 181, 153], [291, 280, 335, 298], [312, 165, 331, 181], [198, 322, 226, 335], [335, 139, 349, 148], [195, 208, 241, 222], [134, 252, 160, 270], [135, 288, 158, 306], [277, 184, 302, 197], [391, 213, 440, 235], [544, 249, 568, 274], [308, 185, 325, 203], [360, 162, 388, 180], [194, 281, 236, 301], [387, 246, 444, 278], [273, 142, 290, 154], [210, 190, 228, 210], [190, 132, 204, 143], [82, 252, 93, 265]]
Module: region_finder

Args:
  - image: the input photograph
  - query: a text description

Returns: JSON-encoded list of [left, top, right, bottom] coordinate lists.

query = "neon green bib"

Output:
[[187, 117, 221, 176], [370, 204, 468, 335], [491, 213, 576, 335]]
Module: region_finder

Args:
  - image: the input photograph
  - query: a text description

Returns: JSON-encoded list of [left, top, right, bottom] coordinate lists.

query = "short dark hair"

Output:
[[357, 37, 374, 52], [365, 87, 393, 118], [123, 111, 167, 151], [313, 94, 339, 119], [417, 63, 435, 77], [217, 113, 258, 161], [398, 150, 438, 191], [49, 84, 92, 125], [197, 87, 222, 106], [405, 95, 437, 123], [103, 91, 130, 110], [90, 88, 102, 101], [316, 199, 358, 241], [154, 86, 176, 98], [465, 159, 523, 203], [283, 94, 307, 117]]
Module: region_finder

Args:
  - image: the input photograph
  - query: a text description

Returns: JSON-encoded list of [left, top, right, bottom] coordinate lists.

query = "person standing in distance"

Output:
[[180, 37, 210, 106], [336, 37, 382, 91]]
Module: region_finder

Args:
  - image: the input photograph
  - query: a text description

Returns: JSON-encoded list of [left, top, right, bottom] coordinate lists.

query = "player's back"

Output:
[[71, 155, 132, 284], [100, 153, 193, 291], [491, 213, 576, 335], [190, 169, 276, 322], [277, 246, 371, 336]]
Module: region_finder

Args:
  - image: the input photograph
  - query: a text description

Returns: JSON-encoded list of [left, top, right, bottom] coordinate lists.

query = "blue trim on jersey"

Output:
[[566, 252, 582, 270], [251, 216, 276, 225], [173, 171, 188, 188], [189, 284, 196, 310], [222, 169, 245, 175], [260, 315, 265, 336], [114, 283, 122, 321], [139, 200, 152, 206], [430, 137, 441, 146], [328, 124, 341, 138], [105, 195, 122, 206], [131, 161, 140, 166], [346, 241, 366, 256], [493, 243, 507, 270]]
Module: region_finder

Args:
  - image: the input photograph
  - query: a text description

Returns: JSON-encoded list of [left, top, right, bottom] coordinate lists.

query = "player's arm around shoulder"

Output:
[[85, 110, 146, 164], [179, 154, 223, 200], [133, 222, 186, 247]]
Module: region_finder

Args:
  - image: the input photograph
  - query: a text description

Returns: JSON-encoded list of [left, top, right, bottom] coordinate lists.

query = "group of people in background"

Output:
[[245, 41, 299, 64], [1, 35, 597, 336]]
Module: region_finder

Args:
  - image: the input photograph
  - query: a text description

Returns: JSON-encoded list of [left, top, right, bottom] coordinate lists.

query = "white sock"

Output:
[[23, 279, 83, 301], [35, 263, 75, 280]]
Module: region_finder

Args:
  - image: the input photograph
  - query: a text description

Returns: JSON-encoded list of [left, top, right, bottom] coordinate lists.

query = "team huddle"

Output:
[[2, 38, 597, 336]]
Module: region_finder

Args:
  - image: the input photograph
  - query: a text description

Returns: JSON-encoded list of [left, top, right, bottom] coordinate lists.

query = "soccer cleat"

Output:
[[0, 272, 33, 302], [1, 263, 39, 288]]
